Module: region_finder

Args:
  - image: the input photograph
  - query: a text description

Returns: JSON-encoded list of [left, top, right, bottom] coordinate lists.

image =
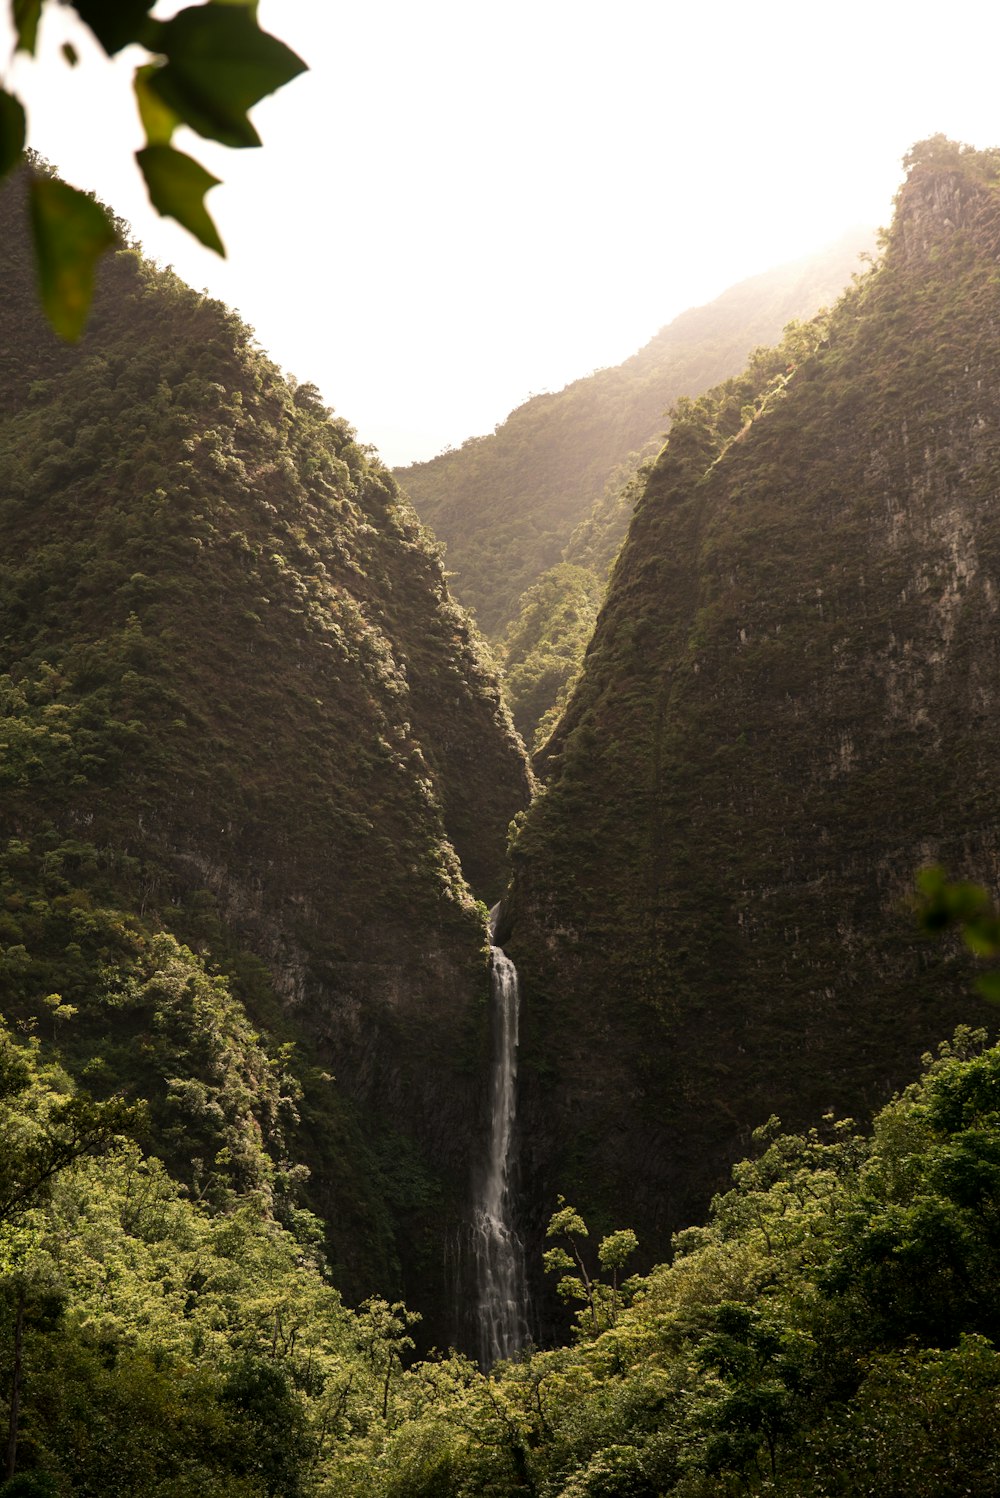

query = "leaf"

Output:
[[974, 973, 1000, 1004], [134, 64, 179, 147], [71, 0, 156, 56], [12, 0, 42, 54], [29, 177, 116, 341], [0, 90, 26, 179], [136, 144, 225, 256], [916, 866, 993, 934], [965, 926, 1000, 958], [146, 4, 307, 149]]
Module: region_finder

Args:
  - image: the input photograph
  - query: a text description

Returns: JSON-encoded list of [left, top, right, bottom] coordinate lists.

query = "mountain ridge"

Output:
[[504, 140, 1000, 1298], [396, 228, 873, 641]]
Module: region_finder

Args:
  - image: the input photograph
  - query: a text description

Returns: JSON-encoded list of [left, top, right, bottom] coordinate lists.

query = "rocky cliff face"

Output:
[[0, 167, 531, 1334], [505, 140, 1000, 1300]]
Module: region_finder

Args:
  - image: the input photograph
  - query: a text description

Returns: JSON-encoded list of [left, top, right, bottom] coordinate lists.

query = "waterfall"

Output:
[[471, 912, 529, 1367]]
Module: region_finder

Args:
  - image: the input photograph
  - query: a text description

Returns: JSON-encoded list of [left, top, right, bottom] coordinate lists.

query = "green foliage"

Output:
[[917, 866, 1000, 999], [0, 833, 300, 1214], [0, 1018, 133, 1233], [0, 1012, 442, 1495], [135, 144, 223, 255], [28, 175, 116, 340], [138, 4, 305, 152], [1, 1, 306, 335], [340, 1036, 1000, 1496], [903, 133, 1000, 181], [498, 563, 603, 750], [0, 89, 25, 177], [504, 140, 1000, 1273], [544, 1198, 639, 1335]]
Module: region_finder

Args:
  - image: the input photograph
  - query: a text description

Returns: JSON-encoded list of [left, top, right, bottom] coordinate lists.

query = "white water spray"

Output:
[[471, 911, 529, 1367]]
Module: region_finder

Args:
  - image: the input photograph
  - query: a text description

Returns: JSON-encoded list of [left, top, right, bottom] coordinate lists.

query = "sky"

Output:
[[5, 0, 1000, 466]]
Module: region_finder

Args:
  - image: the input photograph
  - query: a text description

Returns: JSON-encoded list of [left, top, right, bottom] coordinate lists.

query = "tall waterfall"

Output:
[[471, 913, 529, 1367]]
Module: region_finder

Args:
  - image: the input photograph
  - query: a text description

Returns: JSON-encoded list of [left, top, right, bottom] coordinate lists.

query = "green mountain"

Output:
[[504, 138, 1000, 1285], [6, 141, 1000, 1498], [0, 164, 531, 1338], [396, 230, 871, 647]]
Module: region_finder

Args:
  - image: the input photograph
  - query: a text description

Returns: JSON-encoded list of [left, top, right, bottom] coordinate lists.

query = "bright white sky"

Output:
[[5, 1, 1000, 465]]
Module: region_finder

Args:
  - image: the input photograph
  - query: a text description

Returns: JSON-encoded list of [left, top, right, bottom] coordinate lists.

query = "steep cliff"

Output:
[[506, 139, 1000, 1286], [0, 165, 531, 1331], [397, 231, 871, 641]]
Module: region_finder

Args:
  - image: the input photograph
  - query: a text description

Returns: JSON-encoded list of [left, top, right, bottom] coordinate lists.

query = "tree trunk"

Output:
[[6, 1281, 25, 1481]]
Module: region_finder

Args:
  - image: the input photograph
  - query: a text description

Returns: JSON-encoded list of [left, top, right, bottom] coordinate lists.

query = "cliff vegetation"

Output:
[[0, 161, 531, 1345], [505, 137, 1000, 1289], [4, 138, 1000, 1495]]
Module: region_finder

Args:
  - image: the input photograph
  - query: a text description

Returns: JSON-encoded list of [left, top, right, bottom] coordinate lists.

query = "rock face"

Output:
[[505, 140, 1000, 1308], [0, 166, 531, 1336]]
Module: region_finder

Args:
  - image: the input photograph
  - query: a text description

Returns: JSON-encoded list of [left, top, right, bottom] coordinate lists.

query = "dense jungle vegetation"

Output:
[[0, 158, 531, 1355], [2, 138, 1000, 1495], [3, 1001, 1000, 1494], [501, 139, 1000, 1282]]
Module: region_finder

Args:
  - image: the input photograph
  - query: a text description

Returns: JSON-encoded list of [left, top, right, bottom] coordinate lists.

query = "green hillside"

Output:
[[7, 137, 1000, 1496], [0, 163, 531, 1340], [505, 138, 1000, 1282]]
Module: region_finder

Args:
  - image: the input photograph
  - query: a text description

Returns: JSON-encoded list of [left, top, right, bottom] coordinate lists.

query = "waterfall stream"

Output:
[[471, 913, 529, 1367]]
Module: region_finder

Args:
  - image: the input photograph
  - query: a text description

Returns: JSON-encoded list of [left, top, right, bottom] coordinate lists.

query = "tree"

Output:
[[691, 1301, 810, 1486], [543, 1198, 638, 1335], [0, 1027, 136, 1231], [0, 1025, 135, 1484], [0, 0, 306, 337]]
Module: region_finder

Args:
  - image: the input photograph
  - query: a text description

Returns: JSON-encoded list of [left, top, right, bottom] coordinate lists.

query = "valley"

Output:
[[1, 138, 1000, 1495]]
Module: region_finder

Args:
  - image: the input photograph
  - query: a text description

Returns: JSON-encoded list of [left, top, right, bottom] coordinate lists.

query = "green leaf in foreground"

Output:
[[29, 176, 116, 341], [134, 63, 180, 147], [72, 0, 156, 55], [147, 4, 307, 149], [0, 89, 26, 179], [12, 0, 42, 54], [976, 973, 1000, 1003], [137, 144, 224, 255]]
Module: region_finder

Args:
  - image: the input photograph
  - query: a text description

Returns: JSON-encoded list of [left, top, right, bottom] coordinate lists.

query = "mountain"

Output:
[[0, 163, 531, 1336], [503, 138, 1000, 1291], [6, 140, 1000, 1495], [396, 230, 872, 645]]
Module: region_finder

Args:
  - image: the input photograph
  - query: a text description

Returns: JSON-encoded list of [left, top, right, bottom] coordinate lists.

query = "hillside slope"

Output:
[[504, 139, 1000, 1288], [397, 231, 871, 640], [0, 165, 531, 1334]]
